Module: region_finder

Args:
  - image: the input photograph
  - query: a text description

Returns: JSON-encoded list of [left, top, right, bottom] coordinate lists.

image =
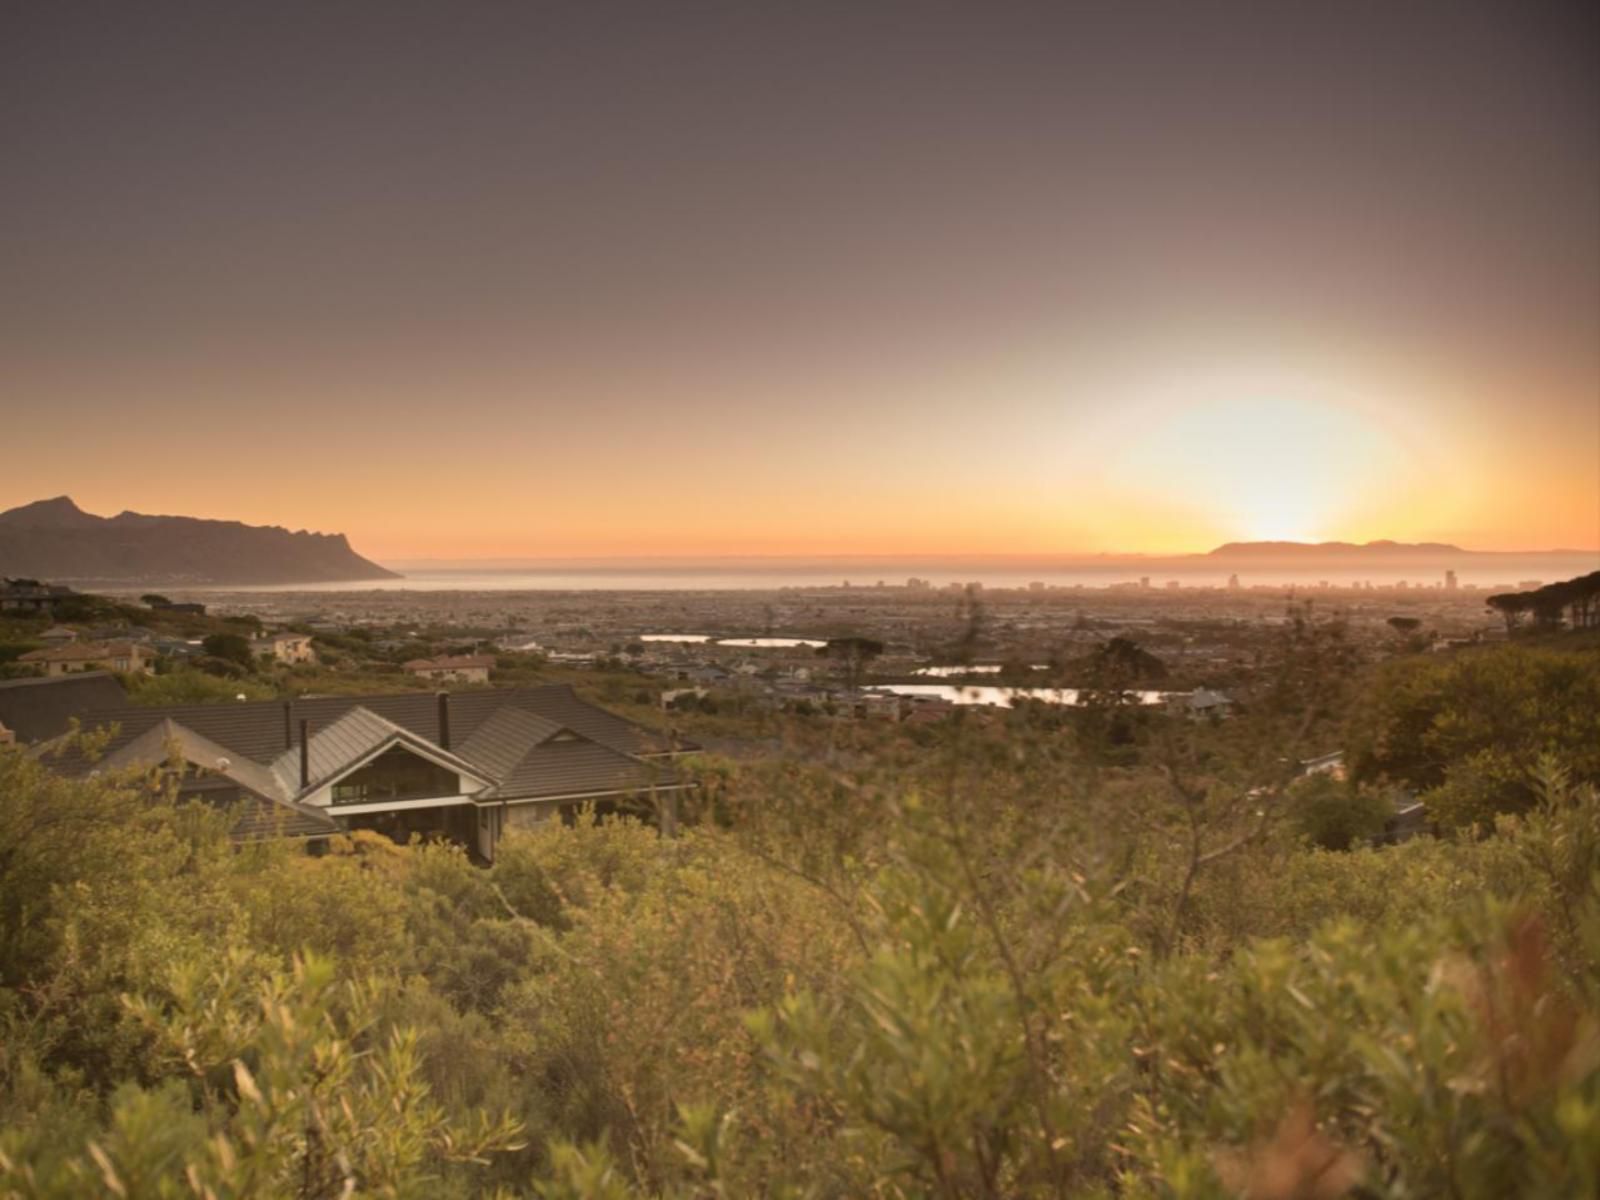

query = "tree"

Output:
[[139, 594, 171, 608], [1289, 774, 1394, 850], [815, 636, 884, 692], [201, 633, 255, 670]]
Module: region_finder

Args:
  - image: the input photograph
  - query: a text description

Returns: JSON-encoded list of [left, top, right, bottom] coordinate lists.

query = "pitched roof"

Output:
[[491, 734, 674, 801], [0, 671, 127, 743], [95, 717, 338, 839], [405, 654, 495, 671], [40, 685, 689, 811], [19, 639, 146, 663], [456, 707, 567, 779], [266, 706, 492, 796]]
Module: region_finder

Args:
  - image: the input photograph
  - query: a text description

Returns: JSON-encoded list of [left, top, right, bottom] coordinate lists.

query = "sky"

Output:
[[2, 0, 1597, 561]]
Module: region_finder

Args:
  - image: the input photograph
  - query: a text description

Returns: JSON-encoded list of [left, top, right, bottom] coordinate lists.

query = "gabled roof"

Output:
[[405, 654, 495, 671], [20, 639, 146, 663], [40, 685, 692, 813], [267, 706, 494, 796], [489, 733, 674, 801], [456, 707, 567, 780], [93, 716, 337, 839]]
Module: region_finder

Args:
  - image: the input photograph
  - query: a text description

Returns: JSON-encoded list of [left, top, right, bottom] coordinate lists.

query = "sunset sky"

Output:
[[3, 1, 1597, 561]]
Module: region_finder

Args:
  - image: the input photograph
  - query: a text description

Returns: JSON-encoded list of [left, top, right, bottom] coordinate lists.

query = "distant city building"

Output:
[[1444, 569, 1458, 590], [1227, 574, 1241, 590]]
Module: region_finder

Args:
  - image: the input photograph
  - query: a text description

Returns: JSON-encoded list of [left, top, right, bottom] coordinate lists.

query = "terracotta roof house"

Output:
[[39, 625, 80, 644], [34, 685, 694, 860], [19, 639, 155, 677], [404, 654, 495, 683]]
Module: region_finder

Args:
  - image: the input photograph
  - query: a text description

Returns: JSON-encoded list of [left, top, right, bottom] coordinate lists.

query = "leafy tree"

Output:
[[201, 632, 256, 669], [1288, 773, 1394, 850]]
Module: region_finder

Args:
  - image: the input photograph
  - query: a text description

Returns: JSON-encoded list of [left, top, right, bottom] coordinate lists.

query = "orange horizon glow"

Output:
[[6, 357, 1595, 563]]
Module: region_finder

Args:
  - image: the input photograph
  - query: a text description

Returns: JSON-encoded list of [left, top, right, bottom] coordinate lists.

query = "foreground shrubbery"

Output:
[[1, 707, 1597, 1196]]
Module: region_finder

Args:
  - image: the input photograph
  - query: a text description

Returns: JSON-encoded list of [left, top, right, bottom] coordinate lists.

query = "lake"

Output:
[[870, 683, 1169, 708]]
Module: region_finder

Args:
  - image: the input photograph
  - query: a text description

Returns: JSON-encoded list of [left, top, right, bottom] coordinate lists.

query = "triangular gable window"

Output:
[[331, 745, 460, 805]]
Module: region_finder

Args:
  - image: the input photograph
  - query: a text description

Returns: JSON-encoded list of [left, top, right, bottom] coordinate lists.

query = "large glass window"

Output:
[[330, 747, 457, 805]]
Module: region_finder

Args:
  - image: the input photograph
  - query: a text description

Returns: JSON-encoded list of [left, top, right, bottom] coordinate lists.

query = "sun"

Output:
[[1108, 370, 1414, 545]]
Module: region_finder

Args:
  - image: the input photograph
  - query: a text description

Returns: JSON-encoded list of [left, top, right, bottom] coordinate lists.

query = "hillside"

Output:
[[0, 496, 399, 585]]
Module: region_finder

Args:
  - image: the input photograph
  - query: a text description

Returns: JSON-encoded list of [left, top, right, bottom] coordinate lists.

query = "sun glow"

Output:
[[1103, 370, 1421, 546]]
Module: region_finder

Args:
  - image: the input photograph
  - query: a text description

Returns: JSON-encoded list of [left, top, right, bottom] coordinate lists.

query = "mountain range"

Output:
[[0, 497, 398, 585]]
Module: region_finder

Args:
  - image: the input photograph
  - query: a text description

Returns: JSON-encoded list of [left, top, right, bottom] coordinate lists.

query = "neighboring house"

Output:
[[39, 625, 80, 645], [36, 686, 695, 861], [148, 598, 208, 615], [255, 632, 316, 665], [1167, 688, 1235, 719], [0, 578, 76, 615], [19, 639, 154, 676], [404, 654, 494, 683], [1300, 750, 1347, 780], [0, 672, 127, 744]]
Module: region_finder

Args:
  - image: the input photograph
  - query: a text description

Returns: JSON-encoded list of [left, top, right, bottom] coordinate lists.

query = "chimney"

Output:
[[437, 691, 451, 750], [299, 718, 311, 788], [282, 700, 293, 750]]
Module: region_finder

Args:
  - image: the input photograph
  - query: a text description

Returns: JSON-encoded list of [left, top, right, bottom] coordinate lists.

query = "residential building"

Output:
[[0, 578, 76, 615], [255, 632, 316, 664], [39, 625, 80, 645], [19, 639, 154, 676], [34, 686, 693, 861], [404, 654, 494, 683]]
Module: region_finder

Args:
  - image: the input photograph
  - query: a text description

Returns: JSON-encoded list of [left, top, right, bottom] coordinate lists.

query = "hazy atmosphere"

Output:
[[5, 0, 1597, 559]]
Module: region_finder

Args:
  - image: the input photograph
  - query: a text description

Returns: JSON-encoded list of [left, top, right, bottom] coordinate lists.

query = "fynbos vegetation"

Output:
[[1, 627, 1596, 1198]]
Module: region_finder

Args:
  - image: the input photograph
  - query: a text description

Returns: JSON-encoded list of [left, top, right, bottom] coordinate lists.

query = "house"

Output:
[[255, 632, 316, 665], [1300, 750, 1347, 780], [1166, 688, 1235, 719], [39, 625, 80, 645], [148, 598, 208, 616], [0, 672, 128, 744], [404, 654, 494, 683], [19, 639, 155, 677], [0, 578, 76, 615], [33, 686, 694, 861]]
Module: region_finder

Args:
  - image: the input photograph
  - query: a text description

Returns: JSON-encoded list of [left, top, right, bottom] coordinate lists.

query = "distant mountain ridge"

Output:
[[1206, 539, 1467, 558], [0, 497, 399, 585]]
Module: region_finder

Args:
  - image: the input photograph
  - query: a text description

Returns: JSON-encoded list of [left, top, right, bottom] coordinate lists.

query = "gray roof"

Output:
[[266, 706, 492, 796], [0, 671, 127, 744], [97, 717, 337, 839], [456, 707, 566, 780], [38, 685, 688, 829]]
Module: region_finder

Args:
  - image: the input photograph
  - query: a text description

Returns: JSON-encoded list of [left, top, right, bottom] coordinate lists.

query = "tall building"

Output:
[[1445, 569, 1458, 590]]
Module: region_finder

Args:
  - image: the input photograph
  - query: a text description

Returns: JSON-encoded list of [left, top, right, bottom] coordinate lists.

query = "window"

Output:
[[330, 746, 458, 805]]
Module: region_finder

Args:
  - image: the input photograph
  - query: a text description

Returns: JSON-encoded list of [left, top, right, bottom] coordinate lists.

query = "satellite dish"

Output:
[[216, 757, 231, 771], [235, 693, 247, 701]]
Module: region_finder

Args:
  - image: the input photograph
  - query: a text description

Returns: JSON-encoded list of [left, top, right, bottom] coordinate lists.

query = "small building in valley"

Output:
[[19, 639, 154, 676], [404, 654, 495, 684], [255, 632, 316, 664]]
